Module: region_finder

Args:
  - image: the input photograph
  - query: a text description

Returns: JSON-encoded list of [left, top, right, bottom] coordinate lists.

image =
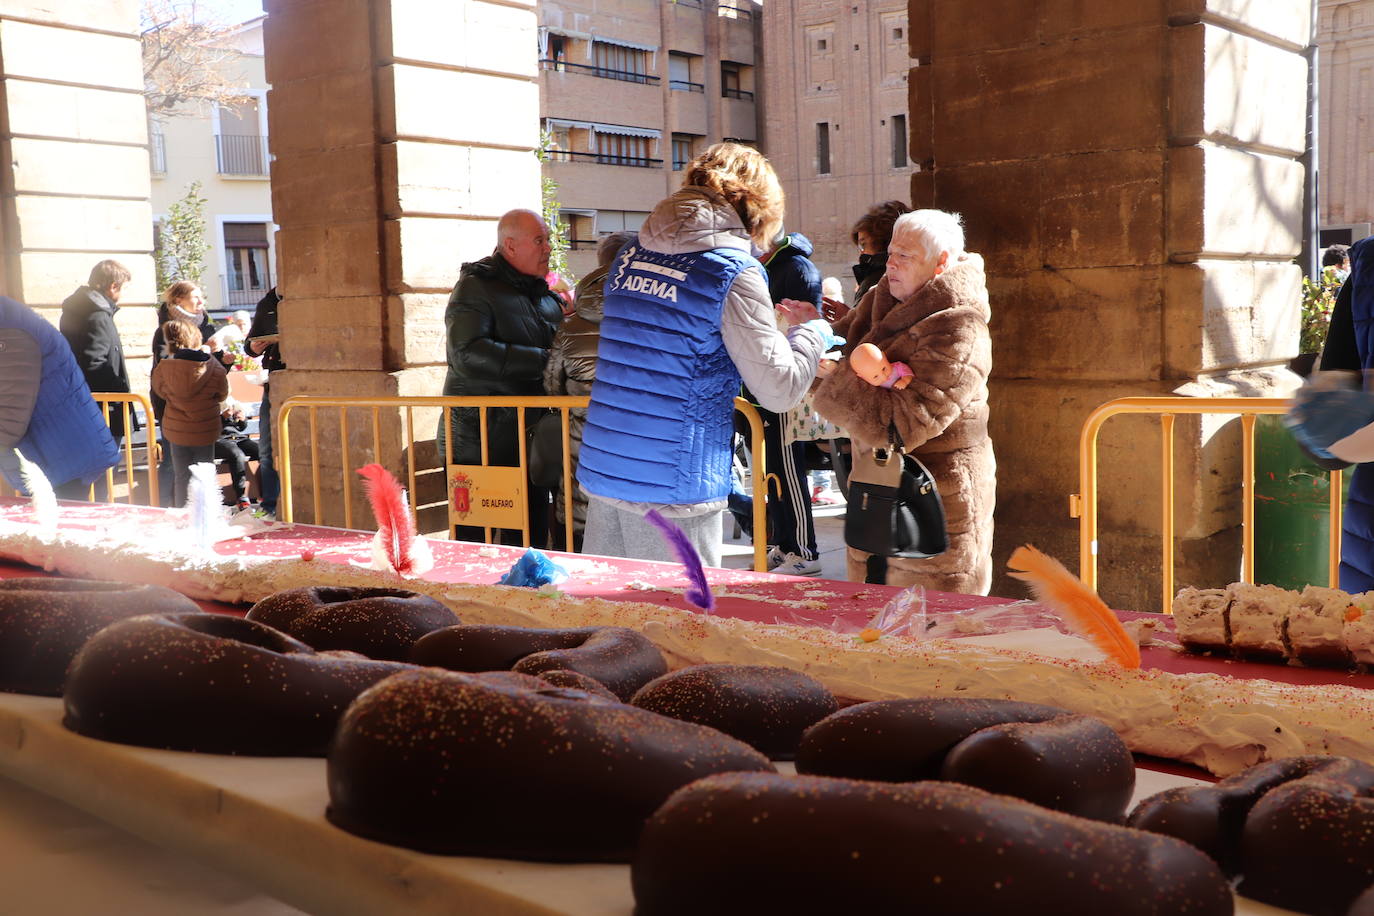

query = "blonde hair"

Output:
[[162, 319, 202, 351], [683, 142, 784, 247], [163, 280, 201, 309]]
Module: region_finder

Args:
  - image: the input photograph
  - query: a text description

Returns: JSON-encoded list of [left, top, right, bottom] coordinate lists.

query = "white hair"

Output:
[[820, 276, 844, 302], [892, 209, 964, 260]]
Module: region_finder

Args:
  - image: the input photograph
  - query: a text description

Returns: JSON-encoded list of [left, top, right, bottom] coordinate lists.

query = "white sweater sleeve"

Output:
[[720, 264, 823, 412]]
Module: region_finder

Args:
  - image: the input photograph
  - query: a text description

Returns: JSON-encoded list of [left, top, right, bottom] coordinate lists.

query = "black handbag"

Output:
[[844, 429, 947, 560], [527, 409, 564, 489]]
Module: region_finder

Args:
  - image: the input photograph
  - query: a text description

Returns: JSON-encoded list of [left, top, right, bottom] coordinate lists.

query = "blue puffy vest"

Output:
[[0, 296, 119, 489], [577, 243, 757, 504], [1341, 237, 1374, 590]]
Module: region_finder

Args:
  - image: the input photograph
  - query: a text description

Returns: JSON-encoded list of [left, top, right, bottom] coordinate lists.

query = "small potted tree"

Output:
[[1293, 268, 1343, 377]]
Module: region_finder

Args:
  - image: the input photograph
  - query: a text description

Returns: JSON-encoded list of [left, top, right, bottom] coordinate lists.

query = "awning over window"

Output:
[[544, 119, 661, 140], [591, 123, 661, 139], [224, 221, 268, 247], [590, 35, 658, 53]]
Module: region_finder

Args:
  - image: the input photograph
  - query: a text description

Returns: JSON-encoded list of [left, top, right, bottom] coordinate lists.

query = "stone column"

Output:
[[0, 0, 157, 369], [909, 1, 1311, 608], [264, 0, 541, 529]]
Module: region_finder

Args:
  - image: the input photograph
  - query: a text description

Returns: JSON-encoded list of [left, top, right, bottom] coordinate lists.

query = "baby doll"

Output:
[[849, 342, 913, 389]]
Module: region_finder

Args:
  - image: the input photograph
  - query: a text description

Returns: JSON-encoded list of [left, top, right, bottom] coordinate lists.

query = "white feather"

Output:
[[14, 448, 57, 534], [186, 462, 220, 549]]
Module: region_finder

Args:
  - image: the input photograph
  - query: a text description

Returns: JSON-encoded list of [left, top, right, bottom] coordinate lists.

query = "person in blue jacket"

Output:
[[0, 296, 120, 495], [577, 143, 831, 566], [1290, 235, 1374, 590]]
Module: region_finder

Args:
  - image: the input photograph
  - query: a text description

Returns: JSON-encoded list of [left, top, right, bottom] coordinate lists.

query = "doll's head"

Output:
[[850, 342, 893, 386]]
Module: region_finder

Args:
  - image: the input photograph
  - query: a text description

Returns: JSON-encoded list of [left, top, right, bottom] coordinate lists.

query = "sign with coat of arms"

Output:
[[448, 465, 527, 531]]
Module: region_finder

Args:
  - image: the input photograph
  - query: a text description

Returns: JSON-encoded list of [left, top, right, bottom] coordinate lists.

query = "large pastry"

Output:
[[246, 585, 458, 661], [629, 664, 838, 759], [63, 613, 412, 755], [410, 623, 667, 700], [0, 577, 199, 695], [796, 697, 1135, 821], [7, 507, 1374, 777], [632, 772, 1232, 915], [326, 667, 773, 861], [1129, 755, 1374, 914]]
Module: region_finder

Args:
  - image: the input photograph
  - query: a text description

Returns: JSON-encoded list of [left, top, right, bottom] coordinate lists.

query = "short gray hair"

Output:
[[892, 209, 965, 261]]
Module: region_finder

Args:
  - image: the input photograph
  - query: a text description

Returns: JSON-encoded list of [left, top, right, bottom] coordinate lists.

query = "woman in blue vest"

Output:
[[577, 143, 830, 566]]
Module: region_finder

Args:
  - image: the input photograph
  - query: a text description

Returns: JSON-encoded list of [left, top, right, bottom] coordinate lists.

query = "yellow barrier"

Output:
[[275, 395, 771, 572], [1, 393, 159, 506], [1071, 397, 1343, 614]]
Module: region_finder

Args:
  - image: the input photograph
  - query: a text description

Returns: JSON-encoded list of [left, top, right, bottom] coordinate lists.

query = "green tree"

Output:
[[536, 131, 572, 282], [155, 180, 210, 295]]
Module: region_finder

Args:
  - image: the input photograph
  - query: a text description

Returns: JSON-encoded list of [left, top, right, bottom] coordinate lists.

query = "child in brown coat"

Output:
[[151, 319, 229, 506]]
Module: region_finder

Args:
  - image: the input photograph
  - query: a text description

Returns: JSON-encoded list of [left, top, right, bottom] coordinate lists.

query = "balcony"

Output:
[[722, 87, 754, 101], [215, 134, 270, 176], [717, 3, 754, 20], [545, 150, 663, 169], [539, 59, 660, 86], [669, 79, 705, 92]]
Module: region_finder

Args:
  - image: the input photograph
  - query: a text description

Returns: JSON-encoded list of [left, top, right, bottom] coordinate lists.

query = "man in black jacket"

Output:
[[58, 260, 135, 499], [60, 260, 134, 441], [440, 209, 564, 545]]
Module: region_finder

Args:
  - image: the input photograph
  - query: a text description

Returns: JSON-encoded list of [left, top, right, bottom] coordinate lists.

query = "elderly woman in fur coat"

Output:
[[811, 210, 994, 594]]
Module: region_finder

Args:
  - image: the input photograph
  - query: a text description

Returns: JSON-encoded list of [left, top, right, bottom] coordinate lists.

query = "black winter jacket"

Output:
[[246, 287, 285, 373], [439, 252, 564, 465], [59, 286, 136, 438], [763, 233, 823, 307]]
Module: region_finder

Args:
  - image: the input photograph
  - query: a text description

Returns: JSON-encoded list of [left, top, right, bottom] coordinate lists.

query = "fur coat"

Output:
[[812, 253, 995, 594]]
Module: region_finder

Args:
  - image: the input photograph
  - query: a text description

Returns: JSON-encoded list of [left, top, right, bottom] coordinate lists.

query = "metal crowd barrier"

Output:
[[1071, 397, 1343, 614], [2, 393, 159, 506], [275, 395, 771, 572]]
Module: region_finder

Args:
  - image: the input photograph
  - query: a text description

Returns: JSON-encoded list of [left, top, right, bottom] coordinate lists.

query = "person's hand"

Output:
[[777, 298, 821, 326], [816, 358, 838, 378], [822, 296, 849, 322]]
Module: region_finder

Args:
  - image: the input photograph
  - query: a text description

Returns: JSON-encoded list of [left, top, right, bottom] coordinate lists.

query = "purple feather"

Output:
[[644, 509, 715, 612]]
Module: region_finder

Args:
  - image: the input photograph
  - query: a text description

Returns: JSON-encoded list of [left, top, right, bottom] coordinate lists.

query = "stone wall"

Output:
[[264, 0, 541, 531], [0, 0, 157, 388], [909, 0, 1310, 609]]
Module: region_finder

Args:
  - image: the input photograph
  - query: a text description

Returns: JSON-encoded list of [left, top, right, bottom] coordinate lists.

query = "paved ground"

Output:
[[719, 497, 850, 580]]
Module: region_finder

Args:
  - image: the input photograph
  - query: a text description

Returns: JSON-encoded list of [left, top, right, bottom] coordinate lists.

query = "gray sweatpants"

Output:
[[583, 499, 723, 568]]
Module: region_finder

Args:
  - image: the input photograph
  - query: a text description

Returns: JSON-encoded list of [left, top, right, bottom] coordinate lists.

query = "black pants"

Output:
[[736, 408, 818, 560], [214, 436, 260, 502]]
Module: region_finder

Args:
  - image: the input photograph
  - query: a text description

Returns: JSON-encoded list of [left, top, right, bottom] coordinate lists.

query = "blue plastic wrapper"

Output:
[[499, 548, 570, 588], [799, 318, 845, 353]]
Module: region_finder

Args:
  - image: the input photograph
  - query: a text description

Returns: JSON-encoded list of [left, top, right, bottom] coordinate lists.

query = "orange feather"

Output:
[[1006, 545, 1141, 669]]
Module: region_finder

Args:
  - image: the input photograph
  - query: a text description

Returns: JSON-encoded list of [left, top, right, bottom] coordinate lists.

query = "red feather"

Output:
[[357, 464, 415, 575], [1007, 544, 1141, 668]]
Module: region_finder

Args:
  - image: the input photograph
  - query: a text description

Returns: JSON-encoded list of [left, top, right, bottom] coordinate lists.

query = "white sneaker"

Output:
[[765, 545, 785, 569], [771, 552, 823, 577]]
